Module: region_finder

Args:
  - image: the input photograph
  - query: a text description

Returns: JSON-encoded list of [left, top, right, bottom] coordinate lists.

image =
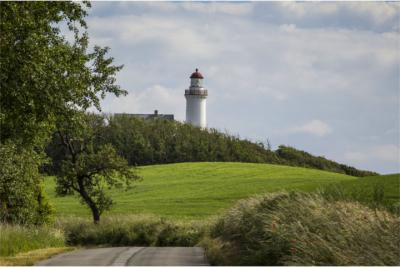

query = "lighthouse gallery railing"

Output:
[[185, 89, 208, 96]]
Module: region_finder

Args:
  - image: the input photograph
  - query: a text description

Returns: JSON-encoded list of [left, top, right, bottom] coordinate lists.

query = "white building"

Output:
[[185, 69, 208, 128]]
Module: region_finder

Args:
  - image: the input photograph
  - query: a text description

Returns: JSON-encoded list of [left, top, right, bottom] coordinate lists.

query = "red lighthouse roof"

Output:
[[190, 68, 204, 79]]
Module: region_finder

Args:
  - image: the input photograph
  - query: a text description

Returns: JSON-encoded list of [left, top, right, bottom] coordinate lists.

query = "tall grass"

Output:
[[319, 174, 400, 214], [58, 215, 209, 247], [0, 224, 65, 257], [203, 192, 400, 266], [0, 248, 74, 266]]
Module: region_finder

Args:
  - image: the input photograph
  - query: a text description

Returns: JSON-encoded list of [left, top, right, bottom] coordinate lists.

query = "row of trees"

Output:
[[275, 146, 378, 177], [46, 114, 378, 178], [104, 115, 281, 166]]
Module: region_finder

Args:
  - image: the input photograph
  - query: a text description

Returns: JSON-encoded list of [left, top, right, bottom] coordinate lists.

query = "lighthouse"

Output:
[[185, 69, 208, 128]]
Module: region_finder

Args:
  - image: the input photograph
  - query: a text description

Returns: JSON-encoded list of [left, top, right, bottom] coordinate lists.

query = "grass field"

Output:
[[45, 162, 360, 220]]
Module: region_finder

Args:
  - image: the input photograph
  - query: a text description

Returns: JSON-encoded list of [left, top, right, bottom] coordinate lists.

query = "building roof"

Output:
[[190, 68, 204, 79], [114, 110, 174, 121]]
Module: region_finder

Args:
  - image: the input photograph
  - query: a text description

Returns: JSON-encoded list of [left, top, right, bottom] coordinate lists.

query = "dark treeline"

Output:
[[275, 146, 378, 177], [45, 114, 377, 177]]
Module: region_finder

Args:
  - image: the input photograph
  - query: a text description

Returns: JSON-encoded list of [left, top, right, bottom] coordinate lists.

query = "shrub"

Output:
[[60, 215, 206, 247], [0, 142, 53, 225], [203, 192, 400, 266]]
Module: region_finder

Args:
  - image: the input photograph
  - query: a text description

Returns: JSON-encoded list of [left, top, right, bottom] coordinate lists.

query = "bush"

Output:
[[203, 192, 400, 266], [0, 142, 53, 225], [60, 215, 206, 247]]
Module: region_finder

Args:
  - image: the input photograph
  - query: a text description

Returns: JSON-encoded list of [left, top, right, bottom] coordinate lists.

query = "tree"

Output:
[[55, 113, 139, 224], [0, 1, 127, 224], [0, 1, 125, 147]]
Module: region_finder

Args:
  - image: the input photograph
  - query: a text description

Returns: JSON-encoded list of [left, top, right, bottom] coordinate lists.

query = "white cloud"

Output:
[[289, 120, 332, 137], [278, 2, 306, 17], [255, 86, 288, 100], [181, 2, 253, 16], [348, 2, 399, 26], [276, 2, 399, 27], [140, 2, 179, 12], [280, 24, 297, 33], [344, 144, 400, 163], [88, 15, 223, 60]]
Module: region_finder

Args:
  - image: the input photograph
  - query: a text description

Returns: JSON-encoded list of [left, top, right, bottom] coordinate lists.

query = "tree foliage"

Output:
[[0, 142, 53, 225], [0, 1, 125, 147], [275, 145, 377, 177], [103, 115, 282, 166], [0, 1, 127, 225]]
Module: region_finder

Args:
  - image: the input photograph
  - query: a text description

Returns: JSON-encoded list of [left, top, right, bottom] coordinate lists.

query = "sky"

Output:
[[83, 1, 399, 174]]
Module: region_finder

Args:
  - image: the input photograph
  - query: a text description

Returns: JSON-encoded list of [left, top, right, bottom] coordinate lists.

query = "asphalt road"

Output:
[[36, 247, 209, 266]]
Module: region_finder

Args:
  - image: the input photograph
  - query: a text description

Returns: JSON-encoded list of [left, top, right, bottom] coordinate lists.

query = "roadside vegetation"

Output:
[[203, 191, 400, 266], [0, 224, 71, 266], [0, 224, 65, 256], [0, 143, 53, 225], [0, 247, 73, 266], [60, 215, 207, 247]]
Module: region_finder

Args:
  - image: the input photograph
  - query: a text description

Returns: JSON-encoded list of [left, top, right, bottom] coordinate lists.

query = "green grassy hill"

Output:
[[45, 162, 359, 220]]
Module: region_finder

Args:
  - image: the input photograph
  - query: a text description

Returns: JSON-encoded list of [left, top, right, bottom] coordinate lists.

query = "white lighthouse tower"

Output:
[[185, 69, 208, 128]]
